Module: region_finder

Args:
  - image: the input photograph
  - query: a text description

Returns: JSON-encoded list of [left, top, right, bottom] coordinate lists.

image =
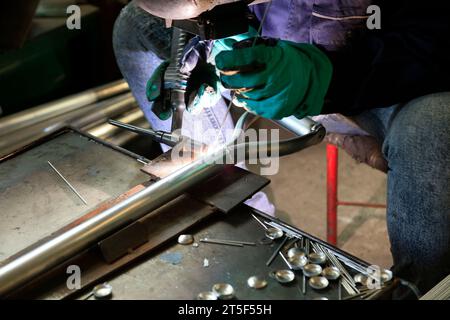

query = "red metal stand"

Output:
[[326, 144, 338, 245], [326, 144, 386, 246]]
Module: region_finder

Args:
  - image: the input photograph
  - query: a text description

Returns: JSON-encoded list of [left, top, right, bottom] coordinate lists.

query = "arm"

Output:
[[322, 0, 450, 115]]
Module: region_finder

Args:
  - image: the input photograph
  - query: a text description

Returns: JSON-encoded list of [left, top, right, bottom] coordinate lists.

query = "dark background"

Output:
[[0, 0, 129, 116]]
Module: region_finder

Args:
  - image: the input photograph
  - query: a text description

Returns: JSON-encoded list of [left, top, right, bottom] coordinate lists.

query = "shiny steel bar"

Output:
[[0, 113, 325, 296], [0, 80, 129, 137], [0, 93, 136, 157], [88, 109, 145, 140], [107, 119, 181, 147], [47, 161, 88, 205]]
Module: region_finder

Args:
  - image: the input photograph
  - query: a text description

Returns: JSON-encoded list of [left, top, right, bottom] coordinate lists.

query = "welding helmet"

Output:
[[135, 0, 265, 39], [135, 0, 260, 20]]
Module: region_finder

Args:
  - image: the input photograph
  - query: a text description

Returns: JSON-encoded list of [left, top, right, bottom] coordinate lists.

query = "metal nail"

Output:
[[200, 238, 243, 247], [251, 213, 269, 230], [278, 252, 294, 270], [204, 238, 256, 246], [266, 237, 289, 266], [48, 161, 87, 205]]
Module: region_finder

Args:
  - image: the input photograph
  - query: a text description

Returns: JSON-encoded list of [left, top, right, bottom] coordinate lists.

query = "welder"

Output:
[[113, 0, 450, 298]]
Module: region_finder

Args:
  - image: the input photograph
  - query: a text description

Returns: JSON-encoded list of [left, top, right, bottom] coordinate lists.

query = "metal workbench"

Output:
[[78, 205, 348, 300], [0, 128, 376, 300]]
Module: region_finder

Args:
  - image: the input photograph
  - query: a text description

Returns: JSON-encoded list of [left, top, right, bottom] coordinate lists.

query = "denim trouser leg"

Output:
[[355, 93, 450, 296], [112, 2, 172, 134]]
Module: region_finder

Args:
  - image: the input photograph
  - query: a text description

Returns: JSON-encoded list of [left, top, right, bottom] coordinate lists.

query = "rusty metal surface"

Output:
[[76, 206, 345, 300], [0, 130, 150, 261]]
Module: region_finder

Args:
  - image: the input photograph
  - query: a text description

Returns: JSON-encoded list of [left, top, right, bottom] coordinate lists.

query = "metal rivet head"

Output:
[[303, 264, 323, 277], [322, 266, 341, 280], [197, 291, 218, 300], [178, 234, 194, 245], [309, 276, 329, 290], [212, 283, 235, 300], [265, 227, 283, 240], [274, 270, 295, 283], [247, 276, 268, 289]]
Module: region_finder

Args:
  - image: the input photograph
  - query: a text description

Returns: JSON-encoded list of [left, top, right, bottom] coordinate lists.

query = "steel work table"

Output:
[[76, 205, 359, 300], [0, 128, 371, 300]]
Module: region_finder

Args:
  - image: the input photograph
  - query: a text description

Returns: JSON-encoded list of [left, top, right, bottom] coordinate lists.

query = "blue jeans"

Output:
[[354, 97, 450, 298], [113, 3, 449, 297]]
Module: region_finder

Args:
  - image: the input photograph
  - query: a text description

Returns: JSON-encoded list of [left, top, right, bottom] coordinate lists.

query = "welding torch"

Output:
[[108, 119, 206, 152]]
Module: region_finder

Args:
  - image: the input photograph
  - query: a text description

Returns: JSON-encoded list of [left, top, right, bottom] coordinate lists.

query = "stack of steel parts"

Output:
[[0, 79, 149, 157], [420, 275, 450, 300]]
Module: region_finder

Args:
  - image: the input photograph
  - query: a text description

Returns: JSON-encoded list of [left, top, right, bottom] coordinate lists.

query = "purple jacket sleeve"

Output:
[[321, 0, 450, 115]]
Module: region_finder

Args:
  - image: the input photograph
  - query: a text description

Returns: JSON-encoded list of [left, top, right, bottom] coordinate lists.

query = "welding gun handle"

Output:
[[107, 119, 180, 147]]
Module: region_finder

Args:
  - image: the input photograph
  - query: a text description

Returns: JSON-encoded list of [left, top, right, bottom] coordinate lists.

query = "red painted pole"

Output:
[[326, 144, 338, 245]]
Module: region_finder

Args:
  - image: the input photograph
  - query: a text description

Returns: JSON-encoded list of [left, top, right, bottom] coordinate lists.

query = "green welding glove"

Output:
[[187, 27, 261, 113], [146, 60, 172, 120], [215, 37, 333, 119]]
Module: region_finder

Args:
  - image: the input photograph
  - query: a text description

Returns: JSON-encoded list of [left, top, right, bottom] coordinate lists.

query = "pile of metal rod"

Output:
[[310, 242, 359, 295], [0, 80, 148, 156], [420, 274, 450, 300]]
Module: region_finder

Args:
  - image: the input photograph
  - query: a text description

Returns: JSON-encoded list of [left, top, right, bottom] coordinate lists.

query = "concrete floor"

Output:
[[256, 142, 393, 269]]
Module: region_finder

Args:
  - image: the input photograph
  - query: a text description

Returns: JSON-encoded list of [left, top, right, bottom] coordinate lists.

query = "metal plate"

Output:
[[0, 129, 150, 261], [187, 165, 270, 213]]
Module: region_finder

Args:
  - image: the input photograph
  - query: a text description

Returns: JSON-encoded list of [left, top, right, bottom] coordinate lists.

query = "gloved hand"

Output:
[[215, 37, 333, 119], [183, 28, 260, 113], [146, 60, 171, 120], [146, 28, 262, 119], [146, 37, 220, 118]]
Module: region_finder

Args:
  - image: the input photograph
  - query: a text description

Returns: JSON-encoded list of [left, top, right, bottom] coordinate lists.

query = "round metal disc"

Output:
[[308, 252, 327, 264], [212, 283, 235, 300], [288, 254, 308, 270], [303, 264, 323, 277], [265, 227, 283, 240], [309, 276, 329, 290], [197, 291, 218, 300], [287, 247, 305, 259], [274, 270, 295, 284], [247, 276, 268, 289], [177, 234, 194, 245], [381, 269, 393, 282], [354, 273, 368, 285], [322, 266, 341, 280], [93, 283, 113, 299]]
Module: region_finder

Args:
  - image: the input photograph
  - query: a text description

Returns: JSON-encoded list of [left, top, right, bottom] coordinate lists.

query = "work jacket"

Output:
[[252, 0, 450, 116]]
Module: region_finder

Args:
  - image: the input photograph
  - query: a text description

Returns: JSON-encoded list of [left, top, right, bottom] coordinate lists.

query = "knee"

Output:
[[383, 92, 450, 166], [112, 2, 171, 60], [112, 3, 137, 54]]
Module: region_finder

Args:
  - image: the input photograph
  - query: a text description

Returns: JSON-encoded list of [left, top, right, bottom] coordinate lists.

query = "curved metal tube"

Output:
[[0, 113, 325, 297]]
